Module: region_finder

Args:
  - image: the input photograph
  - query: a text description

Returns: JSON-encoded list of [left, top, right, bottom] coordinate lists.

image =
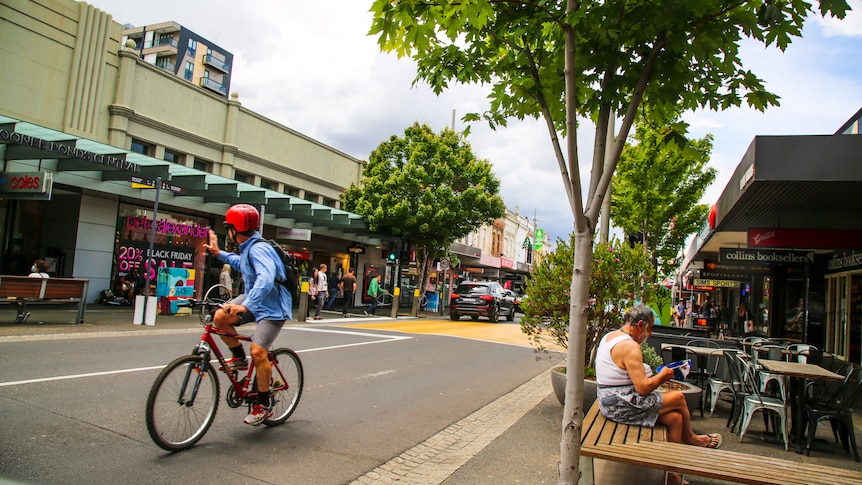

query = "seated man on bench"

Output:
[[595, 304, 721, 485]]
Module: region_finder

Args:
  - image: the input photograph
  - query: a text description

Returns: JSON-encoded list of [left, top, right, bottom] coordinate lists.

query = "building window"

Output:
[[322, 198, 338, 208], [234, 171, 251, 184], [163, 149, 183, 164], [193, 158, 212, 173], [187, 39, 197, 58], [283, 186, 299, 197], [184, 61, 194, 81], [130, 138, 153, 156], [260, 179, 277, 191]]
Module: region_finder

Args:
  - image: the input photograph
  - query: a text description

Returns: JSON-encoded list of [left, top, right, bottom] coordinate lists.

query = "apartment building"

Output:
[[123, 22, 234, 98]]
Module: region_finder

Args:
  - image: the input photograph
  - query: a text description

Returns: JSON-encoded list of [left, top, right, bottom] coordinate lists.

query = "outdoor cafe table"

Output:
[[757, 359, 843, 452], [661, 344, 730, 415]]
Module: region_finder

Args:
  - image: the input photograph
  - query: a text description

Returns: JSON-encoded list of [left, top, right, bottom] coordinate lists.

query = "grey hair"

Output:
[[624, 304, 654, 326]]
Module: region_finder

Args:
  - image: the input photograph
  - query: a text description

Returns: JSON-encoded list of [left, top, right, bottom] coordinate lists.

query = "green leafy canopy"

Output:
[[611, 112, 717, 277], [521, 237, 662, 368], [342, 122, 505, 275]]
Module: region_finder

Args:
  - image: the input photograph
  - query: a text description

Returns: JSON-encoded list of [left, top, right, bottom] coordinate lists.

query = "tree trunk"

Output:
[[557, 231, 593, 484]]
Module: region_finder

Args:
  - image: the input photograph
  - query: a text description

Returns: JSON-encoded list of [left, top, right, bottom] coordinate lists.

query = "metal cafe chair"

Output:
[[732, 352, 790, 451], [724, 350, 751, 433], [755, 344, 788, 401], [803, 366, 862, 461], [707, 348, 737, 417], [685, 340, 721, 417], [785, 344, 816, 363]]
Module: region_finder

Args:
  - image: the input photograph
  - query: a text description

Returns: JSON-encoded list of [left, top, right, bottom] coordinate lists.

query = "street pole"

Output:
[[141, 176, 161, 326]]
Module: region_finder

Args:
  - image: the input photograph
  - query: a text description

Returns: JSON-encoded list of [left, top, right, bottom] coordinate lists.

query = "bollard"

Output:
[[412, 288, 421, 317], [298, 280, 308, 322], [391, 287, 400, 318]]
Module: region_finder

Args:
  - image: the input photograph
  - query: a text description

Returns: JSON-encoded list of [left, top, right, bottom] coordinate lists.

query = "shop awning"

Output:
[[686, 134, 862, 263], [0, 115, 380, 244]]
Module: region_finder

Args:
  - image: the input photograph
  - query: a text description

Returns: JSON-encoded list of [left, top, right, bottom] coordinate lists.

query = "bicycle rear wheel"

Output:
[[264, 348, 303, 426], [145, 355, 220, 451]]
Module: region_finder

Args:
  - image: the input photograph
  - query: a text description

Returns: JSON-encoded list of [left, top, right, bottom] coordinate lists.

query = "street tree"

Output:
[[612, 115, 716, 278], [341, 122, 505, 305], [369, 1, 850, 482]]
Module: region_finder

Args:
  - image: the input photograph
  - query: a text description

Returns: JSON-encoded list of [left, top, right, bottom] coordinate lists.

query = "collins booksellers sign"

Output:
[[719, 248, 815, 266], [826, 250, 862, 274]]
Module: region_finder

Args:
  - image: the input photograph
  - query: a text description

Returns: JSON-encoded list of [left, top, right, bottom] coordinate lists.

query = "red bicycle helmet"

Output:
[[224, 204, 260, 233]]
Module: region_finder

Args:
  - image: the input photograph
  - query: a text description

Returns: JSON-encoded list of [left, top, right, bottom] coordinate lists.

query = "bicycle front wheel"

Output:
[[145, 355, 220, 451], [265, 348, 303, 426]]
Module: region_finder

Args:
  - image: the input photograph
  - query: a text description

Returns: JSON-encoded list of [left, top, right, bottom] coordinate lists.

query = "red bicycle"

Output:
[[145, 285, 303, 451]]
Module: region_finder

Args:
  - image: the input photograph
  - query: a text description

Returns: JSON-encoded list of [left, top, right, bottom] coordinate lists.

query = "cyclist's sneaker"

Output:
[[218, 357, 249, 371], [243, 403, 273, 426]]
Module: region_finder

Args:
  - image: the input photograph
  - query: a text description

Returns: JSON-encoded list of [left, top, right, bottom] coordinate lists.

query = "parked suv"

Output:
[[449, 281, 515, 323]]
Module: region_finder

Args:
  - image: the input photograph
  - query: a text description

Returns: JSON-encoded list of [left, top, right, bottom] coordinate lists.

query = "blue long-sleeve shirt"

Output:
[[218, 232, 292, 321]]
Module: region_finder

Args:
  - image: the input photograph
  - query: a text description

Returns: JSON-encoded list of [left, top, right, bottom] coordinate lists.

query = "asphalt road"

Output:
[[0, 321, 551, 485]]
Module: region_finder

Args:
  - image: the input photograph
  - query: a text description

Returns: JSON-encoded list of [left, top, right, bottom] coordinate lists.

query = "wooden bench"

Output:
[[0, 275, 89, 324], [580, 402, 862, 485]]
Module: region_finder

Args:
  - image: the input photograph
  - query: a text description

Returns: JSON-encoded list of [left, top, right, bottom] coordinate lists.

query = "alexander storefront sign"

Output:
[[0, 128, 141, 173], [719, 248, 815, 266]]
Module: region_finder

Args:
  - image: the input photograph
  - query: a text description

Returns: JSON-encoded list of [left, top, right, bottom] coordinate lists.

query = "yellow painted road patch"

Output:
[[341, 319, 561, 350]]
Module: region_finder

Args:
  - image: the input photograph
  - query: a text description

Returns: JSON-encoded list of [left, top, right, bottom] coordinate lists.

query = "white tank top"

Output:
[[595, 332, 652, 385]]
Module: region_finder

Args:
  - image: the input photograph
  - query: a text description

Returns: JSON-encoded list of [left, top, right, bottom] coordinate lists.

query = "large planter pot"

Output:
[[658, 380, 702, 415], [551, 367, 597, 412], [552, 368, 700, 416]]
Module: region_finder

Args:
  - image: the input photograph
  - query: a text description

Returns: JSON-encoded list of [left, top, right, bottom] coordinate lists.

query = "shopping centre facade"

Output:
[[0, 0, 543, 307]]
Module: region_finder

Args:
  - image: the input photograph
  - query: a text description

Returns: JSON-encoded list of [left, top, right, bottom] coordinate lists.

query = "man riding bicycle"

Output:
[[202, 204, 293, 426]]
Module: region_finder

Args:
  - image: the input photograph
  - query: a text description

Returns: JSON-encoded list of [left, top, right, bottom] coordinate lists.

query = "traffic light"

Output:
[[384, 239, 400, 264], [399, 239, 412, 263]]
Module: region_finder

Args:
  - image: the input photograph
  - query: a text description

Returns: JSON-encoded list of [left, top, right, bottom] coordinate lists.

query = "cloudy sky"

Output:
[[87, 0, 862, 245]]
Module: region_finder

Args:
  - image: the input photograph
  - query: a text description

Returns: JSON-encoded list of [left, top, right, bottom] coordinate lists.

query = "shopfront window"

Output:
[[826, 275, 850, 361], [114, 204, 211, 298]]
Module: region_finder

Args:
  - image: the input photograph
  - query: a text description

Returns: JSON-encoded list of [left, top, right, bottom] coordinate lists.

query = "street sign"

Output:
[[440, 257, 450, 270], [533, 229, 544, 250], [693, 278, 740, 288], [130, 176, 186, 194]]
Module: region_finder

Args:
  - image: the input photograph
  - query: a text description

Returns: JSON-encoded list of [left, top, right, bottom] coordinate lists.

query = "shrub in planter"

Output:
[[521, 236, 660, 369]]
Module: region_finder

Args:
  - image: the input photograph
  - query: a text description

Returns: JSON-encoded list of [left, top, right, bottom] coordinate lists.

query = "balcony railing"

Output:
[[155, 59, 175, 72], [203, 54, 230, 73], [199, 77, 227, 94], [152, 36, 177, 48]]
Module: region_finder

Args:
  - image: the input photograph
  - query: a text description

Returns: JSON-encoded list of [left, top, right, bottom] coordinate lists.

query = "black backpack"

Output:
[[249, 239, 299, 294]]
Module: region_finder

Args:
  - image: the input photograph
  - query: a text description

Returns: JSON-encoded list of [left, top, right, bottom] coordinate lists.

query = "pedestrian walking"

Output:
[[313, 263, 328, 320], [365, 274, 381, 316], [326, 270, 340, 309], [340, 268, 356, 317]]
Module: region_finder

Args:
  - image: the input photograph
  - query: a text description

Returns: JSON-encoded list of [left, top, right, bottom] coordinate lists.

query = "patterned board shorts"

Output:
[[596, 384, 663, 427]]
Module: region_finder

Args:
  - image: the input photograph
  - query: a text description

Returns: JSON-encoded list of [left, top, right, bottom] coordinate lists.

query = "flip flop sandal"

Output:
[[705, 432, 722, 449]]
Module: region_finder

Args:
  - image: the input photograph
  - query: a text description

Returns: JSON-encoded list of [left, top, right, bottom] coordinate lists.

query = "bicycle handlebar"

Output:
[[176, 298, 222, 309]]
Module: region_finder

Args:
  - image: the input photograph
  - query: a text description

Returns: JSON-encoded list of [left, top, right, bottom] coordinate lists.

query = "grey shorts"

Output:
[[228, 294, 285, 349], [596, 384, 662, 427]]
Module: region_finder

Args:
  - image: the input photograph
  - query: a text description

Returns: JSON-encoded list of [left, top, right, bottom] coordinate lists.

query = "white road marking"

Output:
[[0, 328, 412, 388]]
